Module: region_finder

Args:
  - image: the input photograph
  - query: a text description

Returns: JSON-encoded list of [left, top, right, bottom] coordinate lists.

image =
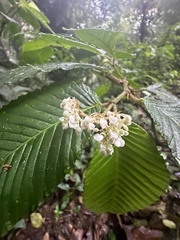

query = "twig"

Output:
[[106, 73, 144, 106], [116, 214, 123, 229], [102, 80, 130, 115], [106, 73, 124, 85]]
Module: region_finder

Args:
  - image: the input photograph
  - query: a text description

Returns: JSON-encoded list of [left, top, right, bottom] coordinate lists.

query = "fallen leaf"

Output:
[[124, 225, 164, 240], [30, 212, 44, 228], [162, 219, 176, 229]]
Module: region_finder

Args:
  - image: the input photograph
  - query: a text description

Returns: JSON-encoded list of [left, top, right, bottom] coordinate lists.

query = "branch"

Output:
[[106, 73, 124, 85], [106, 73, 144, 105]]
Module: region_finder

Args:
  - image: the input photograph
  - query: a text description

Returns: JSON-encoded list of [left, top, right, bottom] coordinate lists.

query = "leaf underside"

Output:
[[0, 81, 100, 236], [84, 123, 169, 214], [144, 93, 180, 162]]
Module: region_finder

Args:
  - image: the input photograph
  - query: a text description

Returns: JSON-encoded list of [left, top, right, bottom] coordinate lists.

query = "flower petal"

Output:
[[94, 133, 104, 142]]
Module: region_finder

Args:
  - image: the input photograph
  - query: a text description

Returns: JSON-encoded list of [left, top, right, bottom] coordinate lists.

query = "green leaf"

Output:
[[18, 7, 40, 30], [19, 47, 54, 64], [144, 90, 180, 162], [70, 28, 121, 56], [0, 62, 108, 88], [19, 0, 54, 33], [22, 33, 100, 55], [84, 123, 169, 213], [0, 81, 100, 236], [95, 83, 111, 97]]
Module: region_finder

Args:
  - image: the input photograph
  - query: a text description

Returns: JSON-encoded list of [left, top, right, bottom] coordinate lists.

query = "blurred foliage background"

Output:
[[0, 0, 180, 93]]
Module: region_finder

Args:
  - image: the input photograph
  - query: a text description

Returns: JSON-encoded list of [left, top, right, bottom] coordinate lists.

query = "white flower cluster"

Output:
[[59, 97, 82, 132], [59, 97, 132, 156]]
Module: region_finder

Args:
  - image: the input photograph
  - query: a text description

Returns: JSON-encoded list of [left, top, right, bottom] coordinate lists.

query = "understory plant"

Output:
[[0, 3, 179, 236]]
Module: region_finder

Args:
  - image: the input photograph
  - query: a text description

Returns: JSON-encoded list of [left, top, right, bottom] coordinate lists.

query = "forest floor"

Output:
[[1, 182, 179, 240]]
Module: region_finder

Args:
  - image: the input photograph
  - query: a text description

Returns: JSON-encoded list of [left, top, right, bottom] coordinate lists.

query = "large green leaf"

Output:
[[22, 33, 100, 55], [71, 28, 121, 57], [84, 123, 169, 213], [0, 62, 107, 87], [144, 91, 180, 162], [0, 81, 100, 237]]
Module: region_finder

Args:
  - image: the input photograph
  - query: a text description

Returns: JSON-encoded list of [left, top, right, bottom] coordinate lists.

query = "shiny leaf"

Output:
[[0, 62, 107, 87], [84, 123, 169, 213], [22, 33, 100, 54], [0, 81, 100, 236]]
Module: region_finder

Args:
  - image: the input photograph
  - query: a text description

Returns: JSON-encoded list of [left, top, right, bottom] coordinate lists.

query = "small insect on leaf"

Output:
[[3, 164, 12, 172]]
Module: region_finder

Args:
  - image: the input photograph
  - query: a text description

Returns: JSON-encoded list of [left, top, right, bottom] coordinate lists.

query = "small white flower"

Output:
[[63, 105, 72, 111], [109, 129, 118, 139], [94, 133, 104, 142], [99, 143, 108, 155], [94, 127, 100, 132], [109, 115, 118, 125], [100, 143, 114, 155], [63, 110, 70, 117], [100, 118, 108, 129], [114, 137, 125, 147], [122, 115, 132, 126], [81, 116, 95, 131], [123, 131, 129, 136], [59, 116, 64, 122], [122, 125, 128, 131], [106, 111, 113, 117], [118, 129, 124, 136], [107, 145, 114, 155], [88, 122, 95, 130], [68, 115, 77, 129], [60, 97, 71, 108]]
